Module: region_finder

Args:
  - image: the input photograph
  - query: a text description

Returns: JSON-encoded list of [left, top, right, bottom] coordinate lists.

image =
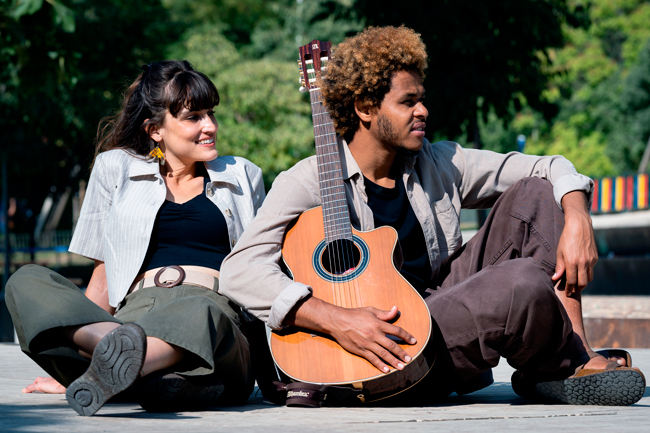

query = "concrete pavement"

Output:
[[1, 343, 649, 432]]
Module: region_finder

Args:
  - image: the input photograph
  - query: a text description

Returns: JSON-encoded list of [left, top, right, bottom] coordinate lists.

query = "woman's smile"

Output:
[[197, 137, 215, 146]]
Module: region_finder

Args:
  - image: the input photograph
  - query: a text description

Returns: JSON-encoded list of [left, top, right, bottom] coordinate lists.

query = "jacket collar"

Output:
[[338, 136, 424, 180], [339, 137, 362, 181], [205, 157, 241, 191], [128, 155, 159, 178], [128, 155, 240, 191]]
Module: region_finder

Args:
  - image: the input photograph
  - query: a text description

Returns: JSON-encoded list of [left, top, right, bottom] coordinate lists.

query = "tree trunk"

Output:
[[638, 134, 650, 173]]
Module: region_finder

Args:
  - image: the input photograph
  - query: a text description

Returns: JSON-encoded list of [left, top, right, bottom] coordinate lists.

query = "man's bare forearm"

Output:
[[555, 190, 598, 293], [561, 190, 590, 217]]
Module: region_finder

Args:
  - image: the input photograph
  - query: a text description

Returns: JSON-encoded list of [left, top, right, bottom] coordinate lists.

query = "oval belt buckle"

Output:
[[154, 265, 186, 288]]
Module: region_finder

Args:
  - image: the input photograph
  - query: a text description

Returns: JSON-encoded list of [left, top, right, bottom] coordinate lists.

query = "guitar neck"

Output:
[[308, 87, 352, 242]]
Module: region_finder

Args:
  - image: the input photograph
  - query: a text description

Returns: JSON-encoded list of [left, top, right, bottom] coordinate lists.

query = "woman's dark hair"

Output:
[[94, 60, 219, 161]]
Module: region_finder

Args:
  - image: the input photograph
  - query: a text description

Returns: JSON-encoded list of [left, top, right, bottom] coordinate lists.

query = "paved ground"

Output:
[[0, 344, 649, 432]]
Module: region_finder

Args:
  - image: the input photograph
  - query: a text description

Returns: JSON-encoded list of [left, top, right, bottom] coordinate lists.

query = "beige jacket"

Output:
[[220, 138, 593, 329], [69, 150, 265, 307]]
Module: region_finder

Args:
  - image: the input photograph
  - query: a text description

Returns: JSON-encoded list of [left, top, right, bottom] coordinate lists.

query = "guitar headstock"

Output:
[[298, 40, 332, 92]]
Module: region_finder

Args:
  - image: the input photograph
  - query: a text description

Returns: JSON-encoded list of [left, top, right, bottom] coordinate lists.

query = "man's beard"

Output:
[[377, 114, 400, 144], [377, 114, 415, 155]]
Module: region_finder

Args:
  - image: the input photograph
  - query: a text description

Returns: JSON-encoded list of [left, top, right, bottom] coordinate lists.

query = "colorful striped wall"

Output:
[[591, 174, 649, 214]]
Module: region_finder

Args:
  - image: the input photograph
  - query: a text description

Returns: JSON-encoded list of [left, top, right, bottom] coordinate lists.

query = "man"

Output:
[[221, 26, 645, 405]]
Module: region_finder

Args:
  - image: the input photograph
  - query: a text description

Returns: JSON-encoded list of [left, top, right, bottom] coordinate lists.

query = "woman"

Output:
[[5, 60, 265, 415]]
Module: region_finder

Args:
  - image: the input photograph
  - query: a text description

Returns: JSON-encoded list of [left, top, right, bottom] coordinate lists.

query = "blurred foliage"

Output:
[[480, 0, 650, 177], [4, 0, 650, 233], [354, 0, 588, 148], [168, 25, 315, 186], [165, 0, 363, 186], [162, 0, 360, 57], [1, 0, 180, 218]]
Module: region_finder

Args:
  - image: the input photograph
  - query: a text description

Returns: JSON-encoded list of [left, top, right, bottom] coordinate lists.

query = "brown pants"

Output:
[[414, 177, 580, 400]]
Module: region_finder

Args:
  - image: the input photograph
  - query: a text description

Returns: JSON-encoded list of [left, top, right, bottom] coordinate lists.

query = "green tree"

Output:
[[472, 0, 650, 178], [1, 0, 181, 221], [353, 0, 587, 148], [168, 24, 314, 187], [619, 38, 650, 172], [532, 0, 650, 175], [163, 0, 361, 59], [244, 0, 362, 61], [166, 1, 364, 186]]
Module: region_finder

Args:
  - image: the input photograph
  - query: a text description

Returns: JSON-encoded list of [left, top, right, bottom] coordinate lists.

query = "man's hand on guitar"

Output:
[[286, 296, 417, 373], [327, 305, 417, 373]]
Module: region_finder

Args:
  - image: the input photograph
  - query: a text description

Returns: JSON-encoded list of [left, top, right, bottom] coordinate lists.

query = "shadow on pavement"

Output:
[[0, 403, 68, 432]]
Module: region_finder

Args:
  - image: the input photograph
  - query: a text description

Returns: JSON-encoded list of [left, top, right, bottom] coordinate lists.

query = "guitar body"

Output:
[[271, 206, 432, 387]]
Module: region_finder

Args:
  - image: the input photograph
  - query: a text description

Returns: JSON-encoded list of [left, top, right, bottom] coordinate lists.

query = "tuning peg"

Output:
[[299, 86, 307, 93]]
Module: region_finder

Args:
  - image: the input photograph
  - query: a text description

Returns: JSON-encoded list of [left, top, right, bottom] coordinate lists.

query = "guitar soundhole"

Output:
[[313, 235, 370, 282], [321, 239, 361, 275]]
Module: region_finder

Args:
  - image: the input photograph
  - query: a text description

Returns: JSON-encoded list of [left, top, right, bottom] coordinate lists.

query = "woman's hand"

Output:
[[22, 377, 66, 394]]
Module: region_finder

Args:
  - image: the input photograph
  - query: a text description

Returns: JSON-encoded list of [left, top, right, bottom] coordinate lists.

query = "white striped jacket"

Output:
[[68, 149, 265, 307]]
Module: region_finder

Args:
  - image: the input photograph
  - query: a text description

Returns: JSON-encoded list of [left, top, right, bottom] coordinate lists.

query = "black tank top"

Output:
[[364, 176, 432, 293], [138, 177, 231, 274]]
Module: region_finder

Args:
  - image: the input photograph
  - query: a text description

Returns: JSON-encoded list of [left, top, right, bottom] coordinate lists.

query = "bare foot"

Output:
[[22, 377, 66, 394], [608, 355, 626, 366], [583, 353, 638, 370]]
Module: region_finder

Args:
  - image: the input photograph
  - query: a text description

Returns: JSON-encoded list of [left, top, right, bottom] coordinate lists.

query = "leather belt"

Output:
[[129, 265, 217, 293]]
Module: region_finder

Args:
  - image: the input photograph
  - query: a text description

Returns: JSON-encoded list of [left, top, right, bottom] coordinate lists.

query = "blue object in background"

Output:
[[517, 134, 526, 153]]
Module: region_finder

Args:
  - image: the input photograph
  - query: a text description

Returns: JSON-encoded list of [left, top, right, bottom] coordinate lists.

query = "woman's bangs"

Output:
[[166, 72, 220, 116]]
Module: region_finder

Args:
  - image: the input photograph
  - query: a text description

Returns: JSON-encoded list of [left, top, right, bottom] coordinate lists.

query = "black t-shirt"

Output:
[[364, 176, 432, 293], [138, 176, 231, 274]]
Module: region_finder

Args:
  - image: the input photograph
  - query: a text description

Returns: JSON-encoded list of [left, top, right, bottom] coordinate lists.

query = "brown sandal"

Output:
[[512, 357, 646, 406]]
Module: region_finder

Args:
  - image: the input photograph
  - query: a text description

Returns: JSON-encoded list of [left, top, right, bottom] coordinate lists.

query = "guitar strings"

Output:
[[312, 89, 338, 305], [313, 89, 342, 305], [313, 51, 348, 306], [311, 87, 361, 309]]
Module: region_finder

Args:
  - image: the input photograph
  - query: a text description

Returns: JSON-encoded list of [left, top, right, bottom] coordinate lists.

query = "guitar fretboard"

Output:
[[309, 88, 352, 242]]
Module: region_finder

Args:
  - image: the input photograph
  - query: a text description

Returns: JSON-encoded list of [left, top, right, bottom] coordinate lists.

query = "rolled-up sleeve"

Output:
[[552, 173, 594, 210], [220, 162, 320, 330], [453, 146, 593, 210], [68, 155, 113, 261], [269, 282, 313, 330]]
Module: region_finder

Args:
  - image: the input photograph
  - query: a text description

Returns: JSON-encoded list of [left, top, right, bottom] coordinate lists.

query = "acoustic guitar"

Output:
[[270, 40, 434, 401]]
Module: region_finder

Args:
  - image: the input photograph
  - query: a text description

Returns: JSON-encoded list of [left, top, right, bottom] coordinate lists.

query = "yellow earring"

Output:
[[149, 145, 165, 165]]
